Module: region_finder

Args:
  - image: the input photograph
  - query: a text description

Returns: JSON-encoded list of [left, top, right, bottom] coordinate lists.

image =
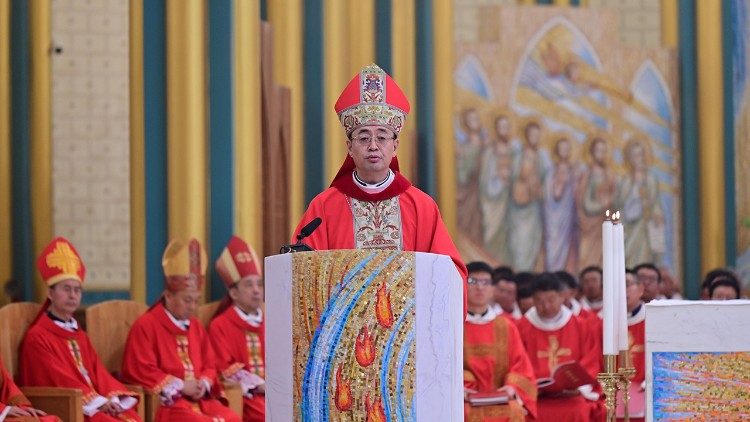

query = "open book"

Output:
[[466, 391, 510, 406], [536, 361, 596, 395]]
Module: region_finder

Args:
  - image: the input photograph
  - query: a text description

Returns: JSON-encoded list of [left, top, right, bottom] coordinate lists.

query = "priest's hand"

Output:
[[183, 379, 206, 400], [463, 387, 478, 401], [7, 406, 32, 417], [497, 385, 517, 399], [98, 401, 123, 416]]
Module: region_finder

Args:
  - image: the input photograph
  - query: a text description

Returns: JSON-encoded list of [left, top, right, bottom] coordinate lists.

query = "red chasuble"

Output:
[[121, 303, 240, 422], [19, 314, 140, 422], [464, 311, 537, 422], [207, 306, 265, 422], [0, 357, 61, 422], [617, 304, 646, 422], [516, 307, 601, 422], [294, 165, 468, 310]]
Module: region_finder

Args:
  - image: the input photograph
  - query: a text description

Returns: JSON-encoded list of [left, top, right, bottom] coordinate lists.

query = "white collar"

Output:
[[580, 297, 603, 311], [511, 303, 523, 319], [352, 169, 394, 194], [568, 298, 582, 316], [627, 303, 646, 325], [52, 317, 79, 332], [525, 306, 572, 331], [164, 308, 190, 331], [466, 306, 498, 325], [233, 306, 263, 327]]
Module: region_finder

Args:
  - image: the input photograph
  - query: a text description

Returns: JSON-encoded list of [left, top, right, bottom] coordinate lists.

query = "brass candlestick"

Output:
[[597, 354, 620, 422], [618, 350, 636, 422]]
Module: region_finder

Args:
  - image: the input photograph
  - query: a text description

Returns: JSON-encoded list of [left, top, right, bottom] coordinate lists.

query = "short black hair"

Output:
[[514, 271, 536, 286], [633, 263, 661, 282], [703, 268, 741, 299], [709, 277, 741, 299], [532, 272, 563, 294], [554, 271, 578, 290], [517, 282, 534, 300], [492, 266, 515, 285], [467, 261, 493, 276], [579, 265, 602, 280]]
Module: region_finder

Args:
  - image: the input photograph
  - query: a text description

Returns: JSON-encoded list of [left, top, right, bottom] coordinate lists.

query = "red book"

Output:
[[467, 391, 511, 406], [536, 361, 596, 395]]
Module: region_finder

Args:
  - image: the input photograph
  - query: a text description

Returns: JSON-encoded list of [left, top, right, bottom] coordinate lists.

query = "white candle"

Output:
[[602, 213, 616, 355], [614, 219, 629, 352]]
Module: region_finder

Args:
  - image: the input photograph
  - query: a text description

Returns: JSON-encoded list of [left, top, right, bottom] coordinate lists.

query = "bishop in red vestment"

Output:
[[463, 262, 537, 422], [0, 356, 60, 421], [292, 64, 467, 309], [208, 236, 265, 422], [579, 266, 604, 313], [19, 237, 141, 422], [618, 269, 645, 422], [516, 273, 602, 422], [121, 239, 240, 422]]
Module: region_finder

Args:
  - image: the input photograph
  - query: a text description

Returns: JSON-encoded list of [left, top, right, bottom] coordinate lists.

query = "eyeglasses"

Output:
[[351, 133, 395, 146], [468, 277, 492, 286]]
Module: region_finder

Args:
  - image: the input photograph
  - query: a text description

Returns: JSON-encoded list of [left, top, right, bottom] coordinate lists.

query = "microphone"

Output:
[[297, 217, 322, 241], [280, 217, 322, 253]]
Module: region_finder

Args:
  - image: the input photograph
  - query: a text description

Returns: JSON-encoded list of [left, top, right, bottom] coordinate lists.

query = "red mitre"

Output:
[[334, 63, 410, 138], [215, 235, 262, 288], [330, 64, 413, 198], [162, 238, 207, 292], [37, 236, 86, 287]]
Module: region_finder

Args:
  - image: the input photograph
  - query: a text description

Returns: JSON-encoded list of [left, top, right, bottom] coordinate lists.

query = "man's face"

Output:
[[464, 110, 481, 132], [711, 285, 738, 300], [559, 285, 574, 307], [493, 279, 517, 312], [533, 290, 564, 319], [556, 139, 571, 161], [467, 271, 494, 310], [637, 268, 661, 302], [518, 297, 534, 315], [625, 273, 644, 311], [230, 275, 264, 313], [164, 288, 202, 320], [495, 117, 510, 138], [581, 271, 603, 301], [627, 143, 646, 170], [346, 125, 398, 182], [592, 140, 607, 165], [48, 279, 82, 317], [525, 125, 541, 148]]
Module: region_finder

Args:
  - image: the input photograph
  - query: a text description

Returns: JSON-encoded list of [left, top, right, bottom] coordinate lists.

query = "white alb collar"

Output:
[[352, 169, 394, 194], [627, 302, 646, 325], [568, 297, 582, 316], [466, 306, 498, 325], [580, 297, 603, 311], [234, 306, 263, 327], [525, 306, 572, 331], [164, 308, 190, 331], [52, 317, 79, 332]]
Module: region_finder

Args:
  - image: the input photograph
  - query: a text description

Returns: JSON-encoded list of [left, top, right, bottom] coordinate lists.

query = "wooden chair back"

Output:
[[197, 301, 220, 328], [85, 300, 147, 375], [0, 302, 42, 377]]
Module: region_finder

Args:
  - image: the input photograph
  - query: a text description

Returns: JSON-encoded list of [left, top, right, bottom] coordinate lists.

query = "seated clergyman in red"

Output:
[[121, 239, 240, 422], [20, 237, 141, 421], [0, 355, 60, 421], [208, 236, 266, 422], [463, 261, 537, 421], [516, 273, 602, 422]]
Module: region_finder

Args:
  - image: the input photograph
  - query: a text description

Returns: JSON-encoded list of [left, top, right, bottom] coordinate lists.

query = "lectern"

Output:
[[264, 250, 463, 421]]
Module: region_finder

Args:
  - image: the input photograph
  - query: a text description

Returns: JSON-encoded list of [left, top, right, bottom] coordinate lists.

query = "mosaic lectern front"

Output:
[[264, 250, 463, 421]]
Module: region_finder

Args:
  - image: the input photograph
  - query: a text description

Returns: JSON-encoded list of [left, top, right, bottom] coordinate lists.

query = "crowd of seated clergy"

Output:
[[0, 233, 744, 422]]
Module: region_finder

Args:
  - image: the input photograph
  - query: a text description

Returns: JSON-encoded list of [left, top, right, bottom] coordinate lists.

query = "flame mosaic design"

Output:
[[292, 250, 416, 421], [652, 352, 750, 420]]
